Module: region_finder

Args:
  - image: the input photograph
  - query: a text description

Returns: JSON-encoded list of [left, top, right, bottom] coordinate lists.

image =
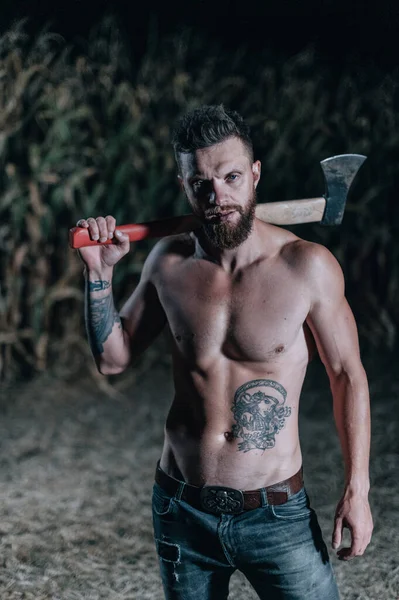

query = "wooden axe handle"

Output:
[[69, 197, 326, 249], [256, 197, 326, 225]]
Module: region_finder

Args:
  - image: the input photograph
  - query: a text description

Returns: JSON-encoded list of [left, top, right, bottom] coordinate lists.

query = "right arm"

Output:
[[78, 215, 167, 375], [84, 265, 129, 375]]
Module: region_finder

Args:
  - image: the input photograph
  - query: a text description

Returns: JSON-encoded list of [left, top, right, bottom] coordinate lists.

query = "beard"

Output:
[[200, 188, 257, 250]]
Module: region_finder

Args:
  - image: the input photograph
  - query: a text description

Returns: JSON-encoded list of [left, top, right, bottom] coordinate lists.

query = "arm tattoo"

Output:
[[88, 279, 111, 292], [230, 379, 292, 452], [85, 278, 121, 355]]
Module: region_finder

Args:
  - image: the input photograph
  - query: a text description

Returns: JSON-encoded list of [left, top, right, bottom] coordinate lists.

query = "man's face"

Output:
[[178, 137, 261, 250]]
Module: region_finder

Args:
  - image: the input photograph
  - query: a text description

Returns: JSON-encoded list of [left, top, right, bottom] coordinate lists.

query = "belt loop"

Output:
[[175, 480, 185, 501], [260, 487, 268, 507]]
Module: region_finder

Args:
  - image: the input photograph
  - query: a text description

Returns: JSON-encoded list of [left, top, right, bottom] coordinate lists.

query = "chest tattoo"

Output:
[[230, 379, 292, 452]]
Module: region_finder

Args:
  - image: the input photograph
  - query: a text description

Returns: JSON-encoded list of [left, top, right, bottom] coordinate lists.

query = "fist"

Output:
[[76, 215, 130, 271]]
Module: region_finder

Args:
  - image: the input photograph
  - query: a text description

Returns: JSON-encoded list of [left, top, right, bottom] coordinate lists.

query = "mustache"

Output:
[[204, 207, 241, 217]]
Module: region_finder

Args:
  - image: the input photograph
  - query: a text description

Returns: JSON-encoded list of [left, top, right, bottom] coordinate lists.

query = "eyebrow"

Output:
[[188, 166, 244, 182]]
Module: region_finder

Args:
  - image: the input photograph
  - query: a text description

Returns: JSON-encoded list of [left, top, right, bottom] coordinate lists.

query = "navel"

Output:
[[224, 431, 234, 442]]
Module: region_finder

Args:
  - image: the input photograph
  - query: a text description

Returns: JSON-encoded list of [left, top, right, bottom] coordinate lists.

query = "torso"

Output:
[[153, 221, 315, 490]]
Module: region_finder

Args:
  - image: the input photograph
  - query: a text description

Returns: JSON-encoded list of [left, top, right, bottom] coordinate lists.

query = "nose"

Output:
[[207, 179, 226, 206]]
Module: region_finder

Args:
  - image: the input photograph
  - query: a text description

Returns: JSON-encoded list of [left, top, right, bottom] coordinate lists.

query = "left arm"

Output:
[[304, 243, 373, 560]]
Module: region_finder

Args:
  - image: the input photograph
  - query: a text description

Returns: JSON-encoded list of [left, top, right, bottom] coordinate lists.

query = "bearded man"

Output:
[[77, 105, 373, 600]]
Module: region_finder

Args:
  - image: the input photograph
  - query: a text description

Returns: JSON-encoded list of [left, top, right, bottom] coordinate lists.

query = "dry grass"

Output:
[[0, 354, 397, 599]]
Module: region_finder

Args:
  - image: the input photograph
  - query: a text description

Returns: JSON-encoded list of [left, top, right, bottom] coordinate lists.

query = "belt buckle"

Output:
[[200, 485, 244, 515]]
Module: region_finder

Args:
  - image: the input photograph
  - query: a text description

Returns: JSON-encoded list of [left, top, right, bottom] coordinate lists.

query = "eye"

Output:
[[226, 173, 239, 182], [192, 180, 204, 191]]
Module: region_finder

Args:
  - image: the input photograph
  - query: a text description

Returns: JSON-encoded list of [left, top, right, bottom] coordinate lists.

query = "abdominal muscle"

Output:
[[159, 354, 307, 491]]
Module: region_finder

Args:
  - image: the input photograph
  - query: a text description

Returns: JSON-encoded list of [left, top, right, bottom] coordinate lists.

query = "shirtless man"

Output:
[[77, 105, 373, 600]]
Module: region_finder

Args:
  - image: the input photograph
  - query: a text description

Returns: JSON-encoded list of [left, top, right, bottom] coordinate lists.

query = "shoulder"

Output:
[[257, 220, 343, 281], [281, 236, 345, 300], [286, 237, 342, 273], [141, 233, 195, 280]]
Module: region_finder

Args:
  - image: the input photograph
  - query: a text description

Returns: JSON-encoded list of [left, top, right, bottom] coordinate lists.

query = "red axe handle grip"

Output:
[[69, 214, 200, 249]]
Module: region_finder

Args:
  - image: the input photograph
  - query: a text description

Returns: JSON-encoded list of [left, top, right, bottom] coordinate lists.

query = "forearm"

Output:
[[84, 266, 131, 374], [330, 366, 371, 494]]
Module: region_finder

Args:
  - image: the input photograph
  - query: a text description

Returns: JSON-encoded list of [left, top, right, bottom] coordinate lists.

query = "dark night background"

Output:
[[1, 0, 399, 69]]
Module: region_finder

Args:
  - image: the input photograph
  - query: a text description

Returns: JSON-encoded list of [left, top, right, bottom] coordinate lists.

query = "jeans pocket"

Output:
[[270, 487, 313, 521], [152, 482, 176, 516]]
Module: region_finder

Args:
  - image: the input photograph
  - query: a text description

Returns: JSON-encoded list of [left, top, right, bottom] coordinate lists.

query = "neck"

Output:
[[191, 219, 264, 273]]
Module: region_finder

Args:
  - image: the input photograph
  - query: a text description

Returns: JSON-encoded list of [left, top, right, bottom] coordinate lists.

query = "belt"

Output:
[[155, 461, 304, 515]]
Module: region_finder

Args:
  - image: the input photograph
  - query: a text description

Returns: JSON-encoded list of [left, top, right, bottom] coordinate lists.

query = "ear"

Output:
[[252, 160, 261, 188]]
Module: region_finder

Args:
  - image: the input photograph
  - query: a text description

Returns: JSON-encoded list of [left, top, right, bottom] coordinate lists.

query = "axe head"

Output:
[[320, 154, 366, 225]]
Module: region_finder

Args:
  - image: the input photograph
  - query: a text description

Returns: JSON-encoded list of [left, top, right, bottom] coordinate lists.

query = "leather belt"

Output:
[[155, 461, 304, 515]]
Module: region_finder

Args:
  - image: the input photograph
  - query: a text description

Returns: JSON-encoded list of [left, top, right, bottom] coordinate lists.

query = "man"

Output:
[[77, 105, 373, 600]]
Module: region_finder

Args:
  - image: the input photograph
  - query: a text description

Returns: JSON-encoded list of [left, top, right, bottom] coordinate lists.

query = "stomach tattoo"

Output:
[[230, 379, 291, 452]]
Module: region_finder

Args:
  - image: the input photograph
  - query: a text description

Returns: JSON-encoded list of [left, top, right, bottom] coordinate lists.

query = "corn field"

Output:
[[1, 17, 398, 385]]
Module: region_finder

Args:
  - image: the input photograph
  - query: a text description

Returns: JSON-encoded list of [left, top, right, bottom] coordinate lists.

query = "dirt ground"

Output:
[[0, 353, 398, 600]]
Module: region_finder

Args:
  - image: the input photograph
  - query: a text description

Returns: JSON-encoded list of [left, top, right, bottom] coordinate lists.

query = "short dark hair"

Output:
[[171, 104, 254, 173]]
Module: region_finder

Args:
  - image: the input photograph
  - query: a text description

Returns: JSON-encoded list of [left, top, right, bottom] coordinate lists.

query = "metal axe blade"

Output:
[[320, 154, 367, 225]]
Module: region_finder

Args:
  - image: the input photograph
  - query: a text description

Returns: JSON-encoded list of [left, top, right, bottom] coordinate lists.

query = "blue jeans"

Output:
[[152, 470, 340, 600]]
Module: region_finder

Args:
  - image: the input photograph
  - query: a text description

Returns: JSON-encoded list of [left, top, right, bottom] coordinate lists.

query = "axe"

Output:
[[69, 154, 366, 249]]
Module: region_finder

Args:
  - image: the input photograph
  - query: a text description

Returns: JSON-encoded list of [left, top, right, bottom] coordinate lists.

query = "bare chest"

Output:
[[157, 257, 310, 364]]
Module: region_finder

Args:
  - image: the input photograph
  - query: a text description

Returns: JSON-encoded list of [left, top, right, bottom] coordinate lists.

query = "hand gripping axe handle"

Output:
[[69, 154, 366, 249]]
